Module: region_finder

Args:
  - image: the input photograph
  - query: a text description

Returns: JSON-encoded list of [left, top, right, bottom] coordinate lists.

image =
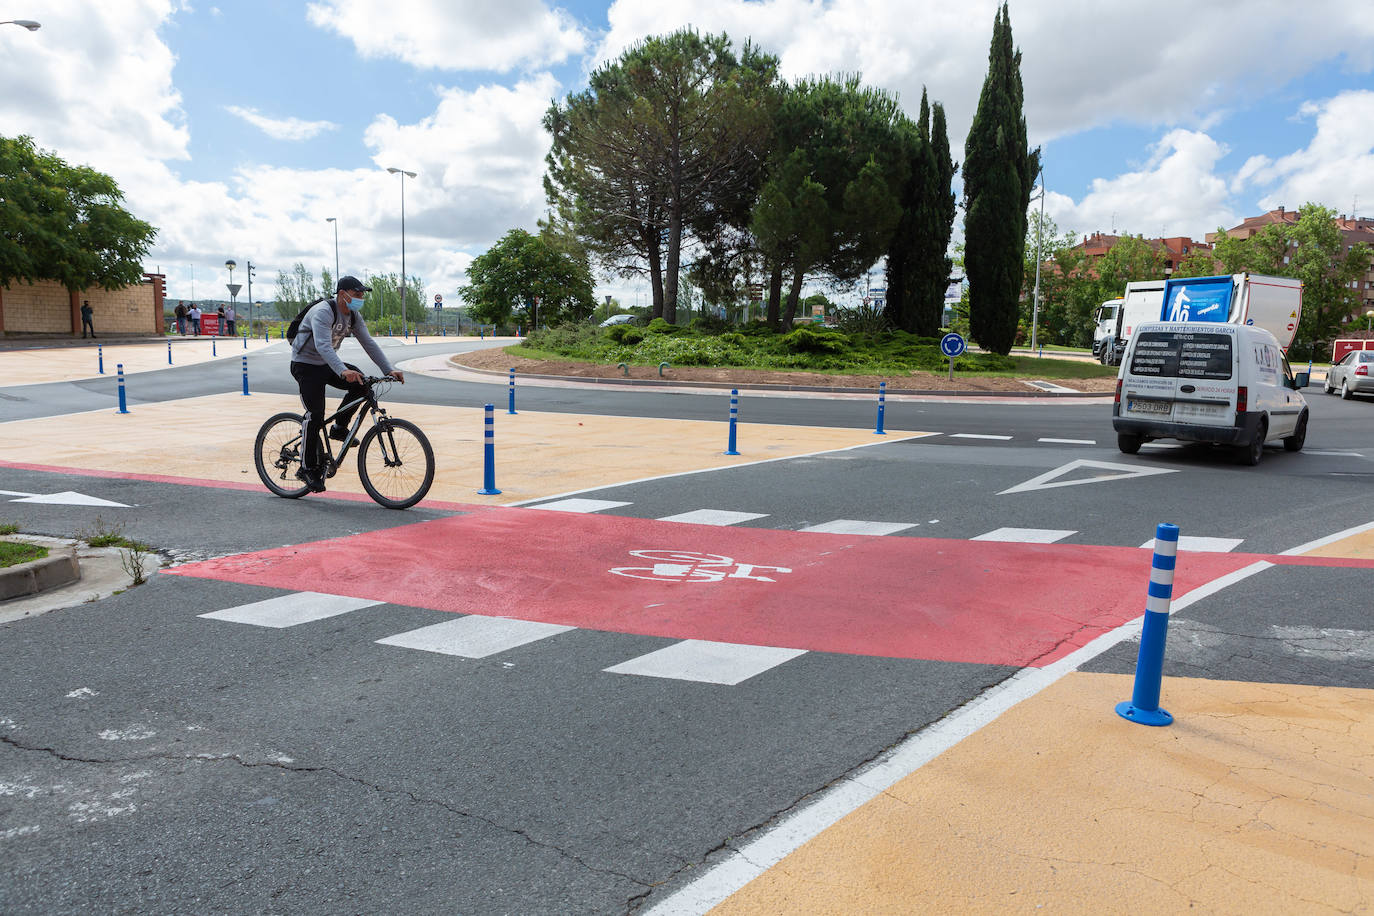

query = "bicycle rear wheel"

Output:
[[254, 412, 310, 498], [357, 417, 435, 509]]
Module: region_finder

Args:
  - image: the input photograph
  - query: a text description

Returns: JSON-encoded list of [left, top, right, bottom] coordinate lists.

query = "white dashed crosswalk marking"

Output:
[[604, 640, 807, 685], [376, 616, 575, 658], [1038, 437, 1096, 445], [656, 509, 769, 526], [1138, 536, 1243, 553], [950, 433, 1014, 441], [527, 498, 632, 513], [970, 527, 1076, 544], [199, 593, 382, 628], [798, 519, 917, 536]]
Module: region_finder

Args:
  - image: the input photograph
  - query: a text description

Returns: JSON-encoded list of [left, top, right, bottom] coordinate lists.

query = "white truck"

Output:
[[1090, 298, 1122, 361], [1099, 280, 1167, 365], [1099, 274, 1302, 364]]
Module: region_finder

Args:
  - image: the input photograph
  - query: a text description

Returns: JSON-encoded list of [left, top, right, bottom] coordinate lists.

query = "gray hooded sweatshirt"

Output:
[[289, 299, 395, 377]]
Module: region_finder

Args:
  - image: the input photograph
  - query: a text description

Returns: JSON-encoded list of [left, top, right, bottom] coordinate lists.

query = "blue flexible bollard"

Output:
[[212, 338, 217, 357], [1116, 523, 1179, 726], [115, 364, 129, 414], [477, 404, 501, 495], [876, 381, 887, 435], [241, 355, 250, 396], [280, 326, 285, 339], [98, 346, 104, 375], [242, 334, 247, 349], [508, 368, 517, 415], [168, 341, 173, 365], [725, 389, 741, 455], [264, 329, 269, 343]]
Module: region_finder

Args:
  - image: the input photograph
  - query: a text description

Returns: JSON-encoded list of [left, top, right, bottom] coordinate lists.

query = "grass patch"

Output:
[[77, 515, 149, 551], [0, 540, 47, 568], [514, 323, 1119, 379], [0, 523, 18, 536]]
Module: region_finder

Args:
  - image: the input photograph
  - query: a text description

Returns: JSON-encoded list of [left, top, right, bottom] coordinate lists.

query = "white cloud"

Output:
[[1235, 90, 1374, 216], [305, 0, 587, 72], [225, 106, 338, 141], [1043, 130, 1235, 240]]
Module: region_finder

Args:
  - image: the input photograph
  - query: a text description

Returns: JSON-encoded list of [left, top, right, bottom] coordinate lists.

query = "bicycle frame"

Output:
[[283, 379, 392, 476]]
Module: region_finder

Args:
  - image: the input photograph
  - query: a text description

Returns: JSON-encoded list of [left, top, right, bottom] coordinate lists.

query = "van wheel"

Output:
[[1117, 432, 1143, 455], [1237, 419, 1267, 466], [1341, 380, 1353, 400], [1283, 412, 1308, 452]]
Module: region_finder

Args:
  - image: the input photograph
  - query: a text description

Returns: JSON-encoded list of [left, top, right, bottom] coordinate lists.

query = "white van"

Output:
[[1112, 321, 1310, 465]]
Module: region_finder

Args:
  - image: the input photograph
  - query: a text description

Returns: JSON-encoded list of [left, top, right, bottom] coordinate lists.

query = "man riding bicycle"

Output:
[[290, 275, 405, 493]]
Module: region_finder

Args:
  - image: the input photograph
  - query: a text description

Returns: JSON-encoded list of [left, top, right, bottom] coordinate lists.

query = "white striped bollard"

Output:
[[241, 355, 250, 396], [725, 389, 741, 455], [875, 381, 887, 435], [98, 345, 104, 375], [477, 404, 501, 495], [168, 340, 173, 365], [1116, 523, 1179, 726], [212, 337, 217, 357], [115, 364, 129, 414], [508, 368, 517, 414]]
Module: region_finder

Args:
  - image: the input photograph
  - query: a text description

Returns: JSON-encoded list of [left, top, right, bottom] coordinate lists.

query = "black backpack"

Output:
[[286, 298, 329, 342]]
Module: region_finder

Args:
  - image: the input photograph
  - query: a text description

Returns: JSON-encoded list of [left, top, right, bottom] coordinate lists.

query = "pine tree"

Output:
[[963, 2, 1040, 354]]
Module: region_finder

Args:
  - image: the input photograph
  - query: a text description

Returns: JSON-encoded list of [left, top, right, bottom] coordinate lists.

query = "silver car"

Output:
[[1324, 349, 1374, 399]]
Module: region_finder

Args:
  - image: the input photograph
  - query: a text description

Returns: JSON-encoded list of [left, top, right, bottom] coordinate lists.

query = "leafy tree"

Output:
[[885, 90, 958, 336], [0, 135, 157, 292], [460, 228, 596, 328], [274, 263, 322, 314], [1172, 248, 1218, 278], [963, 3, 1040, 354], [544, 29, 778, 322], [752, 75, 909, 329], [365, 272, 427, 327], [1212, 203, 1372, 350]]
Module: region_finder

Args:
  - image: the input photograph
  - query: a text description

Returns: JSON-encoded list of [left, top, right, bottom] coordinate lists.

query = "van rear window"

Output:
[[1129, 331, 1232, 380]]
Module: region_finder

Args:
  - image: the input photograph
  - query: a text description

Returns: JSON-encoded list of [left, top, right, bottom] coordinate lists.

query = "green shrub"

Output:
[[779, 326, 849, 354], [646, 317, 685, 335], [690, 314, 729, 334]]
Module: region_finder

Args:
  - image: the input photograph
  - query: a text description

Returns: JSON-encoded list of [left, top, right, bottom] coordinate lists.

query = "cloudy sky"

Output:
[[3, 0, 1372, 308]]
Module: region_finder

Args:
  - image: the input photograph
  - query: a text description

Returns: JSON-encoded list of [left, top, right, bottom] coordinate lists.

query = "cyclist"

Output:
[[289, 276, 405, 493]]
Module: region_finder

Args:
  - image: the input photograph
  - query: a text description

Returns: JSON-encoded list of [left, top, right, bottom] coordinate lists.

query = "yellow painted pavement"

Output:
[[0, 392, 927, 505], [0, 338, 278, 386], [711, 672, 1374, 916], [1299, 528, 1374, 561]]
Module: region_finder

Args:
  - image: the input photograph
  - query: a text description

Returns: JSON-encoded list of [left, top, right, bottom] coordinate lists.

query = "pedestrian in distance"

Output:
[[289, 275, 405, 493], [80, 300, 96, 338], [217, 305, 226, 336], [225, 303, 236, 335], [189, 304, 201, 336], [175, 301, 187, 335]]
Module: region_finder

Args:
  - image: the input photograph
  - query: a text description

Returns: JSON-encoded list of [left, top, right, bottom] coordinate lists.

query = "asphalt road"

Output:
[[2, 340, 1372, 914]]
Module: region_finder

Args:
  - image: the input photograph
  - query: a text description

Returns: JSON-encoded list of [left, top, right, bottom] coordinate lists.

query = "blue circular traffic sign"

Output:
[[940, 332, 967, 358]]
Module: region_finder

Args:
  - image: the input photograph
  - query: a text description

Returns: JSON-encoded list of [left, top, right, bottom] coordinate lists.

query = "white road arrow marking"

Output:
[[998, 459, 1177, 495], [0, 489, 37, 497], [9, 491, 132, 508]]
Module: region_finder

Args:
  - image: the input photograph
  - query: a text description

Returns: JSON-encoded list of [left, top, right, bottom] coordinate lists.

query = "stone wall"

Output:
[[0, 275, 164, 337]]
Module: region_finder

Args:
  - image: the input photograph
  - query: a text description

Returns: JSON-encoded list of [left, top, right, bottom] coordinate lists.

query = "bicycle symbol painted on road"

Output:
[[609, 550, 793, 583]]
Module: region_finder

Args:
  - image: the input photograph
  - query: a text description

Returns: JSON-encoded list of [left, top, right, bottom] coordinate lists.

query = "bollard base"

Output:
[[724, 450, 740, 456], [1115, 701, 1173, 727], [477, 487, 502, 495]]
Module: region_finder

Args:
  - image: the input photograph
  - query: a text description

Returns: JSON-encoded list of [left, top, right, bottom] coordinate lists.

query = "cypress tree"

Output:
[[883, 92, 930, 333], [963, 2, 1040, 354], [910, 100, 957, 336]]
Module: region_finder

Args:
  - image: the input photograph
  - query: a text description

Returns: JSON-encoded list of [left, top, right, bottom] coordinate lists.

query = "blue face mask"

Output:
[[345, 294, 364, 311]]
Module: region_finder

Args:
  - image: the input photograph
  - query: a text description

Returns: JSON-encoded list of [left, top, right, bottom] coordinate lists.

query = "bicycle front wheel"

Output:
[[254, 411, 309, 498], [357, 417, 435, 509]]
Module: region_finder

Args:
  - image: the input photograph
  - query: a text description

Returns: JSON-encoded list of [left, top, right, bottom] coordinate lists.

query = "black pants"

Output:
[[82, 317, 95, 337], [291, 361, 367, 471]]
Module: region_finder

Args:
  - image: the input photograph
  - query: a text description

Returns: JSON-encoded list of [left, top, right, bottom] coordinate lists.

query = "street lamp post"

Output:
[[0, 20, 41, 30], [386, 167, 416, 338], [325, 217, 339, 284], [224, 260, 241, 337], [1030, 167, 1046, 354], [245, 261, 255, 335], [1366, 310, 1373, 332]]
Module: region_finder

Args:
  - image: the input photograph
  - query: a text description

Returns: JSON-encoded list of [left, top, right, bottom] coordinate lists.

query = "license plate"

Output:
[[1127, 398, 1171, 415]]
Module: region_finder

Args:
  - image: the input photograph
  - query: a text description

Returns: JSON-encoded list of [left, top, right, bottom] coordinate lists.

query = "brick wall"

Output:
[[0, 276, 163, 336]]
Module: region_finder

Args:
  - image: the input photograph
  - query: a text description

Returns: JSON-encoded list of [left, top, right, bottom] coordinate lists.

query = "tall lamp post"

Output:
[[245, 260, 256, 335], [1030, 166, 1046, 354], [225, 260, 241, 337], [325, 217, 339, 284], [386, 167, 416, 338], [0, 20, 41, 30]]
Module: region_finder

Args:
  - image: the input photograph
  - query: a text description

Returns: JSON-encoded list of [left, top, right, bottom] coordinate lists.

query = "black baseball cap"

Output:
[[337, 276, 372, 293]]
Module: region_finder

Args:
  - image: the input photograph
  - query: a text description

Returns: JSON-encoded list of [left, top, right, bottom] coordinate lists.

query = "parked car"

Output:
[[1323, 349, 1374, 399], [1112, 321, 1309, 466], [599, 314, 640, 327]]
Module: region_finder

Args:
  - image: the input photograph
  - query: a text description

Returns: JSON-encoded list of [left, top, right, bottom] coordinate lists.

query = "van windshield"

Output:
[[1129, 331, 1233, 380]]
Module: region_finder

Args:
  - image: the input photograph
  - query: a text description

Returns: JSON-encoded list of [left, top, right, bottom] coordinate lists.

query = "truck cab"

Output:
[[1091, 299, 1122, 361], [1112, 321, 1310, 466]]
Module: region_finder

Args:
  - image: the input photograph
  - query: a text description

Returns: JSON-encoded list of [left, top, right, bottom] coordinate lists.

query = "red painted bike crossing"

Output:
[[163, 507, 1333, 668]]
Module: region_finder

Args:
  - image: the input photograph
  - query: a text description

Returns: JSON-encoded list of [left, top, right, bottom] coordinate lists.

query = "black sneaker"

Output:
[[327, 424, 350, 442], [295, 467, 326, 493]]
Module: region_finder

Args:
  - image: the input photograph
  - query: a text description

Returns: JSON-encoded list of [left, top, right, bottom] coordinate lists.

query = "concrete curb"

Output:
[[0, 545, 79, 601], [447, 361, 1111, 398]]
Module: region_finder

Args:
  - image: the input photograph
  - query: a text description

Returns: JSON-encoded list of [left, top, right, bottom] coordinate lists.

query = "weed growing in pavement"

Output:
[[78, 515, 154, 585], [0, 523, 19, 536], [118, 543, 152, 587]]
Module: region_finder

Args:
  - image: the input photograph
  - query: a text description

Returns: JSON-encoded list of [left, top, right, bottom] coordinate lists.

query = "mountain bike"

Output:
[[253, 376, 435, 509]]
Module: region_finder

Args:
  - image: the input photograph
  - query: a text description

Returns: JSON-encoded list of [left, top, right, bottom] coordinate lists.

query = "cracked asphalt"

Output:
[[3, 339, 1374, 913]]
